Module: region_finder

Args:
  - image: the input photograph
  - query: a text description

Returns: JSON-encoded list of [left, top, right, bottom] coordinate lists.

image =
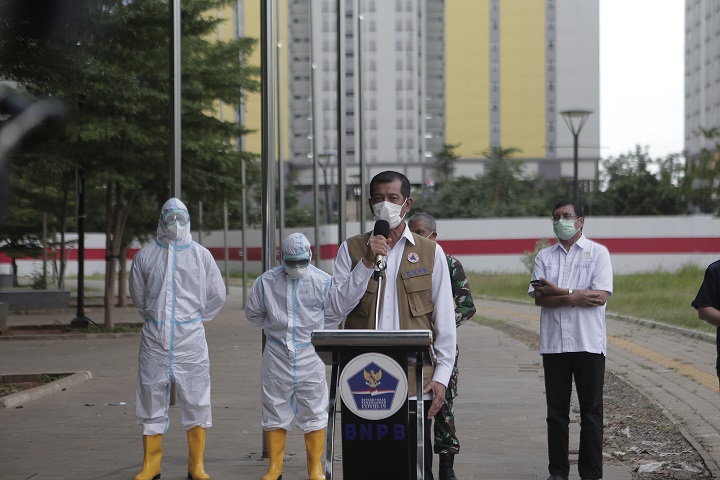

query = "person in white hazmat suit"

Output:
[[245, 233, 342, 480], [129, 198, 226, 480]]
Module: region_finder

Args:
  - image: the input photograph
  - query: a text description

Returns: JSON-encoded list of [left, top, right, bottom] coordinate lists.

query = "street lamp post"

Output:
[[318, 153, 334, 225], [560, 109, 592, 201], [349, 174, 361, 221]]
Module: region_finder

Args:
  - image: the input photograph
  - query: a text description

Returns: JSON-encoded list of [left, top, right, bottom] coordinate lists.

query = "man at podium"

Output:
[[329, 171, 456, 479]]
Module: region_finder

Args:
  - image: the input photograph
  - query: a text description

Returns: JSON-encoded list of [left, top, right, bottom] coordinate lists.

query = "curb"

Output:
[[0, 332, 139, 341], [0, 371, 93, 408]]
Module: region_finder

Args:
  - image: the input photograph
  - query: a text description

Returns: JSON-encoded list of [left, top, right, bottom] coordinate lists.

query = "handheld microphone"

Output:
[[372, 220, 390, 271]]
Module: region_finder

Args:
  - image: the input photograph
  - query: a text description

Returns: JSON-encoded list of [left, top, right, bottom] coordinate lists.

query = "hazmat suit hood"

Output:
[[281, 232, 312, 262], [281, 233, 312, 279], [157, 197, 192, 245]]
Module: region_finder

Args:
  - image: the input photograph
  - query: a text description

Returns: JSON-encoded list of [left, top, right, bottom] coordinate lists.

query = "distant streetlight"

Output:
[[560, 109, 592, 201], [318, 153, 334, 225], [349, 174, 361, 221]]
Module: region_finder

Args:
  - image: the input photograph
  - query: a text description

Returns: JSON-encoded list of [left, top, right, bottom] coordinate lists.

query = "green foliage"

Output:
[[593, 146, 687, 215], [282, 176, 315, 228], [40, 373, 70, 383], [31, 270, 49, 290], [466, 265, 712, 332], [413, 145, 568, 218], [414, 143, 704, 218], [0, 0, 261, 242], [521, 238, 551, 274], [434, 143, 460, 182], [683, 127, 720, 214]]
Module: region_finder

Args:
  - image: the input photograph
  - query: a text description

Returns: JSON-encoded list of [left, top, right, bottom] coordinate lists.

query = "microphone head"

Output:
[[373, 219, 390, 238]]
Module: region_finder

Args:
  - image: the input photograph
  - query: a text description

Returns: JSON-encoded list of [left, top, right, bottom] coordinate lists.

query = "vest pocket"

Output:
[[403, 275, 433, 317], [356, 277, 379, 317]]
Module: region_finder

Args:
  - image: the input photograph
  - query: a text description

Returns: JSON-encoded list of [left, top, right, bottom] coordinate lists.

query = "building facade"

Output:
[[685, 0, 720, 157], [235, 0, 600, 209]]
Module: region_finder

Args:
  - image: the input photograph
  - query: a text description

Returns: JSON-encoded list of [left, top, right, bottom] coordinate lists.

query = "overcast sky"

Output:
[[599, 0, 685, 160]]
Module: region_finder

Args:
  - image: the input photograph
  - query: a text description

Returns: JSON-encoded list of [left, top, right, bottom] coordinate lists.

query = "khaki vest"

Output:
[[344, 232, 436, 396]]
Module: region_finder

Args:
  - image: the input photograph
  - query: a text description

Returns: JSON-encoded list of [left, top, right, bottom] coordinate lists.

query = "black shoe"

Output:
[[547, 475, 568, 480], [438, 452, 458, 480]]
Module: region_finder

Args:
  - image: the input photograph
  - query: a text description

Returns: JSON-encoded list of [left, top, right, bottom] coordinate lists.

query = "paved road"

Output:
[[2, 293, 719, 479]]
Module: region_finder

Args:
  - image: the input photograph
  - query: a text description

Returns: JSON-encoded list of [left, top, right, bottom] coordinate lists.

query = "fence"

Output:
[[2, 215, 719, 277]]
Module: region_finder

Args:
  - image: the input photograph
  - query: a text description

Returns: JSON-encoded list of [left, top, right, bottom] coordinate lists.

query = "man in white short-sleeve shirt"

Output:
[[528, 200, 613, 480]]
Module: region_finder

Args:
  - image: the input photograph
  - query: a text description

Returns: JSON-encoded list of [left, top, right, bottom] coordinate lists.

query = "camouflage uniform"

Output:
[[434, 254, 476, 455]]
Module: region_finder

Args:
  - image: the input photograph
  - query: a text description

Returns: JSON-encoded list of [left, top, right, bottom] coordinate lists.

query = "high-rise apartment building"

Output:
[[235, 0, 600, 203], [285, 0, 446, 191], [446, 0, 599, 184], [685, 0, 720, 157]]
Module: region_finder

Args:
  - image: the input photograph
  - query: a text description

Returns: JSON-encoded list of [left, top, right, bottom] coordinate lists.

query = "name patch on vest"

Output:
[[405, 267, 429, 277]]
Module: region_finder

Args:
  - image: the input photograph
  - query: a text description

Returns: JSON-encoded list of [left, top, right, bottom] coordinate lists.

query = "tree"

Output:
[[0, 0, 260, 328], [434, 143, 461, 183], [477, 146, 524, 216], [593, 146, 686, 215], [0, 194, 43, 287], [412, 145, 534, 218], [682, 128, 720, 214], [282, 169, 315, 228]]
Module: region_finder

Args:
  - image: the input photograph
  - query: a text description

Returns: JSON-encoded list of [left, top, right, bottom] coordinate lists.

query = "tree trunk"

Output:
[[104, 181, 130, 328], [57, 183, 69, 289], [104, 182, 115, 330], [42, 211, 47, 287], [11, 258, 18, 287], [117, 244, 128, 307]]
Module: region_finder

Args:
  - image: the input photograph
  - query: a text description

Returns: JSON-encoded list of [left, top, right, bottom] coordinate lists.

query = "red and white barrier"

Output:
[[2, 215, 719, 276]]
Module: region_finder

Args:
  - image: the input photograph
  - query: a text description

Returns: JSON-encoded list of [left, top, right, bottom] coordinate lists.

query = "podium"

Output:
[[311, 329, 434, 480]]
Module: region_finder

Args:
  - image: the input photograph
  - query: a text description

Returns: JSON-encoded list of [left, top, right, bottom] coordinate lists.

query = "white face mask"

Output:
[[164, 222, 188, 240], [283, 256, 310, 280], [284, 266, 308, 280], [372, 199, 407, 229]]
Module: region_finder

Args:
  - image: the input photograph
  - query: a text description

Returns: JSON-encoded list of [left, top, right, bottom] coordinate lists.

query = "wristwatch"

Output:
[[568, 289, 574, 295]]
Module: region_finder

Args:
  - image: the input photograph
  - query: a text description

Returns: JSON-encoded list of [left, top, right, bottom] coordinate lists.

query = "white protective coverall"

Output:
[[245, 233, 342, 432], [130, 198, 226, 436]]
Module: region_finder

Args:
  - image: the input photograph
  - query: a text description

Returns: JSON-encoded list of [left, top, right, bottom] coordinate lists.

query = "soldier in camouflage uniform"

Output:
[[409, 213, 477, 480]]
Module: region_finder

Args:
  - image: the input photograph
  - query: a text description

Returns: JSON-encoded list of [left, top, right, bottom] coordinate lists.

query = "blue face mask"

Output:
[[553, 219, 579, 241]]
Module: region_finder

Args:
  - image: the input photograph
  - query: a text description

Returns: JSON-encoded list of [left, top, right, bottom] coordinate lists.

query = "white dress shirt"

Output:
[[329, 223, 457, 390], [529, 234, 614, 355]]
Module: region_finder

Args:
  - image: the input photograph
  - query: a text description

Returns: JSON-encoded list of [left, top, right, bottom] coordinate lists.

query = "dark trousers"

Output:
[[409, 399, 434, 480], [543, 352, 605, 480]]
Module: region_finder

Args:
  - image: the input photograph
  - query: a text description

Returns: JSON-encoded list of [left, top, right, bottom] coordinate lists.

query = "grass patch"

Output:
[[0, 373, 71, 398], [0, 383, 32, 397], [85, 323, 143, 334], [467, 264, 715, 334], [1, 323, 143, 336]]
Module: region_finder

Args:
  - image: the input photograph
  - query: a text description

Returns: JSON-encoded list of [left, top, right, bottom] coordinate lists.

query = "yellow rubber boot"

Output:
[[304, 428, 326, 480], [262, 429, 287, 480], [135, 434, 163, 480], [187, 426, 210, 480]]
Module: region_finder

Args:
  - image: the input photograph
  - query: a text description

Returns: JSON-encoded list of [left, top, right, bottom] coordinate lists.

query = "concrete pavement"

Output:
[[3, 292, 712, 479]]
